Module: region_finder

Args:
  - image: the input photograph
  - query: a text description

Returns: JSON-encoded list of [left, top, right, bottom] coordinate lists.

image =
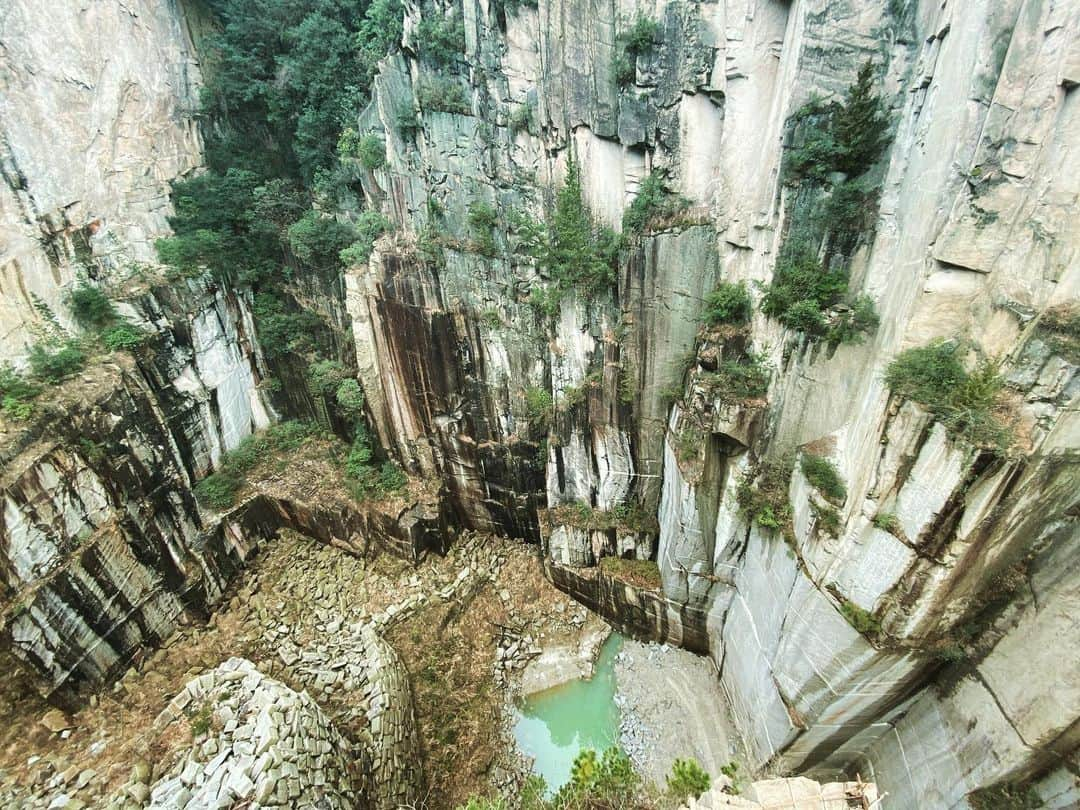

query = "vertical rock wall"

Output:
[[347, 0, 1080, 804], [0, 0, 205, 363]]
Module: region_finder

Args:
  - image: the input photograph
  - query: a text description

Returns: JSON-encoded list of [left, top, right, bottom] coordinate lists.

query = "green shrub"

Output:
[[736, 459, 794, 539], [0, 364, 40, 400], [760, 242, 846, 336], [826, 294, 880, 344], [800, 453, 846, 503], [884, 340, 1010, 448], [287, 210, 357, 271], [335, 379, 366, 421], [1036, 304, 1080, 364], [615, 14, 660, 86], [307, 360, 349, 397], [699, 357, 770, 404], [66, 284, 117, 329], [340, 210, 392, 267], [338, 130, 386, 170], [554, 748, 640, 808], [667, 757, 711, 802], [621, 173, 687, 234], [28, 340, 86, 383], [102, 324, 148, 352], [417, 76, 471, 115], [703, 281, 752, 325], [468, 200, 499, 255], [508, 100, 535, 134], [416, 13, 465, 67], [524, 386, 553, 425], [396, 107, 420, 138], [2, 395, 34, 420], [252, 293, 327, 358], [872, 512, 900, 533], [813, 503, 842, 535], [838, 598, 881, 636]]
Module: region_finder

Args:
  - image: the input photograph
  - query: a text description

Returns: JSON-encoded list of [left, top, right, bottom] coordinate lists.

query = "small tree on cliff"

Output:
[[833, 60, 890, 176], [545, 155, 622, 298]]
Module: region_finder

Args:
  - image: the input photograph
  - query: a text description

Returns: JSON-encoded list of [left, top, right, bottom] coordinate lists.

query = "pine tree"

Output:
[[833, 61, 889, 175]]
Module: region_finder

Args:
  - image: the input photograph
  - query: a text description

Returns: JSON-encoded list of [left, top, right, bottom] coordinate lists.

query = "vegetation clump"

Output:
[[872, 512, 900, 533], [415, 11, 466, 68], [598, 557, 662, 591], [699, 356, 770, 404], [838, 598, 881, 636], [521, 157, 623, 317], [417, 76, 471, 115], [736, 459, 795, 539], [968, 783, 1043, 810], [800, 453, 846, 503], [457, 750, 718, 810], [338, 129, 386, 170], [614, 15, 661, 86], [621, 174, 690, 235], [550, 500, 659, 535], [343, 424, 408, 500], [468, 200, 500, 256], [884, 340, 1011, 448], [666, 757, 711, 802], [195, 421, 320, 509], [28, 341, 87, 384], [1035, 304, 1080, 364], [703, 281, 752, 326], [0, 364, 40, 421], [766, 61, 890, 342], [524, 386, 554, 427], [783, 62, 890, 184]]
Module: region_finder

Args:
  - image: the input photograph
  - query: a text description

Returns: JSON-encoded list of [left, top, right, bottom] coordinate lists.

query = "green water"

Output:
[[513, 633, 623, 793]]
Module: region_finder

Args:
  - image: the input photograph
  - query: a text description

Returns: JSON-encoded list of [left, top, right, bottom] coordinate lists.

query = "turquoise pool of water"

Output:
[[512, 633, 623, 793]]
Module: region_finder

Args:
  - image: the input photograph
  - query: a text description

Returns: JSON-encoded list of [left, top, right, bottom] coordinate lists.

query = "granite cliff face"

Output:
[[0, 0, 1077, 808]]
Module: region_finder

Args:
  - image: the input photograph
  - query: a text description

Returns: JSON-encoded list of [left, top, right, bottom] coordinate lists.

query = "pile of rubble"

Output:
[[134, 658, 364, 809]]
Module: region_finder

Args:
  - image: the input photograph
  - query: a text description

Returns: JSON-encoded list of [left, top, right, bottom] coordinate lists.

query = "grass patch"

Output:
[[195, 421, 321, 509], [884, 339, 1011, 449], [599, 557, 662, 591], [800, 453, 846, 503], [1036, 304, 1079, 364], [549, 500, 659, 534], [838, 598, 881, 636], [871, 512, 900, 533]]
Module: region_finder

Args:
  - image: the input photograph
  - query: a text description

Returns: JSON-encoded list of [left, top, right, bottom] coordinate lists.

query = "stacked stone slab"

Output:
[[144, 658, 363, 809]]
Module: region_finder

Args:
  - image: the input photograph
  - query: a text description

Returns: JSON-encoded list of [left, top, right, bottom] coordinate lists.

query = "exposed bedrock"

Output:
[[0, 0, 1078, 807], [346, 0, 1080, 805]]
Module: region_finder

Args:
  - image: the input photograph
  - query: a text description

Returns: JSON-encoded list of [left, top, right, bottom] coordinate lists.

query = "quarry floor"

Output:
[[0, 531, 743, 808]]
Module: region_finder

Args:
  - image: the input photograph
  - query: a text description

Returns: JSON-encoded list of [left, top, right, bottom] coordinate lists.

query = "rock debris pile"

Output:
[[139, 658, 363, 809]]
